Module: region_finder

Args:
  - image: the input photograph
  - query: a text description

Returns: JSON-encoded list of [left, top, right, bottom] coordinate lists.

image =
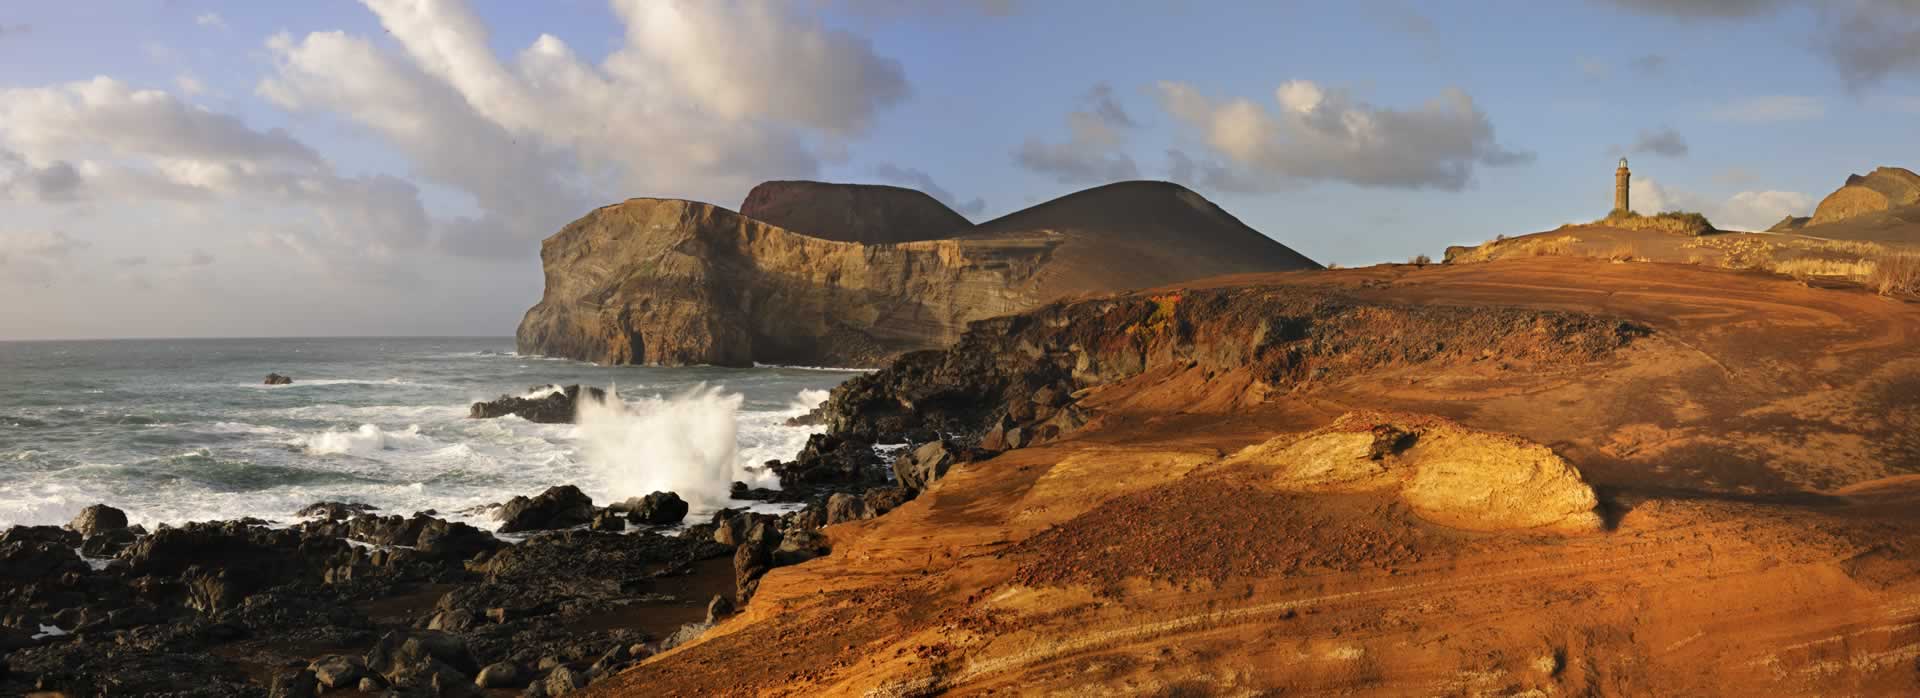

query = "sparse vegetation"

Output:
[[1596, 209, 1715, 237], [1410, 254, 1432, 265], [1870, 251, 1920, 296]]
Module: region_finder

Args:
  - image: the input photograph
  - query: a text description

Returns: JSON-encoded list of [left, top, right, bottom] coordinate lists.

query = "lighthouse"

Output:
[[1615, 157, 1631, 214]]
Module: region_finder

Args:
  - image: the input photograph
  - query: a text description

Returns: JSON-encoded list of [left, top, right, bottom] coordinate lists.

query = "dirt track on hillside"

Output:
[[596, 258, 1920, 696]]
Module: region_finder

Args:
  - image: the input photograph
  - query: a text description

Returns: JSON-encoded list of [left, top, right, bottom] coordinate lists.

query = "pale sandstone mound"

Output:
[[518, 181, 1320, 367], [1227, 412, 1603, 533], [1810, 167, 1920, 226], [738, 180, 970, 244]]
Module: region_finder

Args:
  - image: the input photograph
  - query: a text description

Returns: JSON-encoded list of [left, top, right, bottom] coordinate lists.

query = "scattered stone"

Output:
[[496, 485, 596, 533], [268, 670, 318, 698], [475, 661, 525, 689], [469, 385, 606, 424], [589, 510, 626, 532], [307, 655, 365, 691], [705, 594, 733, 624], [264, 373, 294, 385], [544, 665, 585, 695]]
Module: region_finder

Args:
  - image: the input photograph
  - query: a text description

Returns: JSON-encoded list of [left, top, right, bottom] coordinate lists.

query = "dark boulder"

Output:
[[475, 660, 526, 689], [0, 526, 88, 583], [612, 491, 689, 525], [705, 594, 733, 624], [415, 518, 501, 561], [364, 630, 479, 687], [269, 670, 318, 698], [308, 655, 366, 691], [67, 504, 128, 538], [264, 373, 294, 386], [496, 485, 595, 533], [773, 529, 830, 567], [892, 440, 961, 492], [543, 665, 585, 695], [468, 384, 606, 424], [861, 486, 915, 517], [733, 541, 772, 604], [825, 492, 867, 525]]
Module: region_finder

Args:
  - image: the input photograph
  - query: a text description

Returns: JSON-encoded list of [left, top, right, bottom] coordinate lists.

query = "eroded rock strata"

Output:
[[516, 180, 1321, 367]]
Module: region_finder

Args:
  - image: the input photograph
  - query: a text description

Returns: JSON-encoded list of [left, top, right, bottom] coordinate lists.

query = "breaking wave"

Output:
[[577, 384, 780, 510], [301, 424, 429, 456]]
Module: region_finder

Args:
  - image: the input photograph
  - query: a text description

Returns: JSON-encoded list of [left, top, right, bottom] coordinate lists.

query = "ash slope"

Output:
[[607, 257, 1920, 696], [516, 181, 1320, 367]]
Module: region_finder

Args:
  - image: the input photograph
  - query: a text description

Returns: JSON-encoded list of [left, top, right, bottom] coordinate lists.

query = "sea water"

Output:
[[0, 337, 858, 530]]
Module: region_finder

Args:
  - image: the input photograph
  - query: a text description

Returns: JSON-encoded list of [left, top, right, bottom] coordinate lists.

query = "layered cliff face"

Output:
[[738, 180, 969, 244], [517, 181, 1321, 367]]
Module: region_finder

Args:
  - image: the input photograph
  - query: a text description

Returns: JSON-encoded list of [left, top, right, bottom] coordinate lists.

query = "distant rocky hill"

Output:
[[1771, 166, 1920, 242], [516, 180, 1321, 367], [738, 180, 969, 244]]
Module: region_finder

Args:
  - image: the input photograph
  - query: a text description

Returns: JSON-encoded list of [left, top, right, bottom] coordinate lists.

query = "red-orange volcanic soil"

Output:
[[597, 257, 1920, 696]]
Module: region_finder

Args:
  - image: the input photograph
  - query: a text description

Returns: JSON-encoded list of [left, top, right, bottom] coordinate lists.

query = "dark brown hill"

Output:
[[738, 180, 970, 244]]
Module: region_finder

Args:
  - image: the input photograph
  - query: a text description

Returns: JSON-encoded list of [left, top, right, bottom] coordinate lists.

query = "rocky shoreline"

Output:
[[0, 421, 961, 696], [3, 284, 1643, 696]]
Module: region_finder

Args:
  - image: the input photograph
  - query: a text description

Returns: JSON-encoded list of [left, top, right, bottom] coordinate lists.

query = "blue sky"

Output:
[[2, 0, 1918, 339]]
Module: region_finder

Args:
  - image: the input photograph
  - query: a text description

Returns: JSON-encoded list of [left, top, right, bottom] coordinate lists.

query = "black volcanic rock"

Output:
[[469, 385, 606, 424], [612, 491, 689, 526], [495, 485, 596, 533]]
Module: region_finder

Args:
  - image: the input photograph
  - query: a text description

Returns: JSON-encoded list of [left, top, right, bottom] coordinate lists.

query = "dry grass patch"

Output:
[[1597, 209, 1715, 237], [1870, 251, 1920, 296]]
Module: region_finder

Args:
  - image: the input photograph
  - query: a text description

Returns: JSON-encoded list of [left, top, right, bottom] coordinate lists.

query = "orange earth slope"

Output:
[[598, 257, 1920, 696]]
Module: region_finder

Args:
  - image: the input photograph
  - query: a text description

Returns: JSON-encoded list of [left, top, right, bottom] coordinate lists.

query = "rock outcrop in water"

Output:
[[469, 384, 606, 424], [516, 180, 1321, 367]]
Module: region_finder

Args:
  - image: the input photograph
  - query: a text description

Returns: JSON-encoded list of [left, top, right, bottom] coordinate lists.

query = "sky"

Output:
[[3, 0, 1919, 340]]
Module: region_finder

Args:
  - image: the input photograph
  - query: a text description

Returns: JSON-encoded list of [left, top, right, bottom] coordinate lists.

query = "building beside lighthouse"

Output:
[[1615, 158, 1631, 214]]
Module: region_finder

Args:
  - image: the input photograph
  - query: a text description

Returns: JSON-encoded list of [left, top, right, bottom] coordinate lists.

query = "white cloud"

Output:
[[1719, 190, 1814, 230], [1013, 82, 1141, 184], [1708, 95, 1825, 122], [1155, 79, 1531, 191], [175, 74, 205, 96], [1628, 177, 1812, 231], [195, 13, 226, 29], [0, 77, 321, 167], [258, 0, 913, 257]]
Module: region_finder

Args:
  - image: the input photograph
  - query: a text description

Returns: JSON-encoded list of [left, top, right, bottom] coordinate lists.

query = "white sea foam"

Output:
[[301, 424, 428, 456], [577, 384, 783, 510]]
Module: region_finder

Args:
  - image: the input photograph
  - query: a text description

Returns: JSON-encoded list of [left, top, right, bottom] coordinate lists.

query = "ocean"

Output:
[[0, 337, 861, 531]]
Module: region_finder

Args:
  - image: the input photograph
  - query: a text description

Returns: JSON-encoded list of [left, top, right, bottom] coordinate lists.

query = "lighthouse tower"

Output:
[[1615, 158, 1631, 214]]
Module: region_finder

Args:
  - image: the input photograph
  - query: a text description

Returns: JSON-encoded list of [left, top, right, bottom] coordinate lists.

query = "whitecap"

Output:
[[300, 424, 429, 456]]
